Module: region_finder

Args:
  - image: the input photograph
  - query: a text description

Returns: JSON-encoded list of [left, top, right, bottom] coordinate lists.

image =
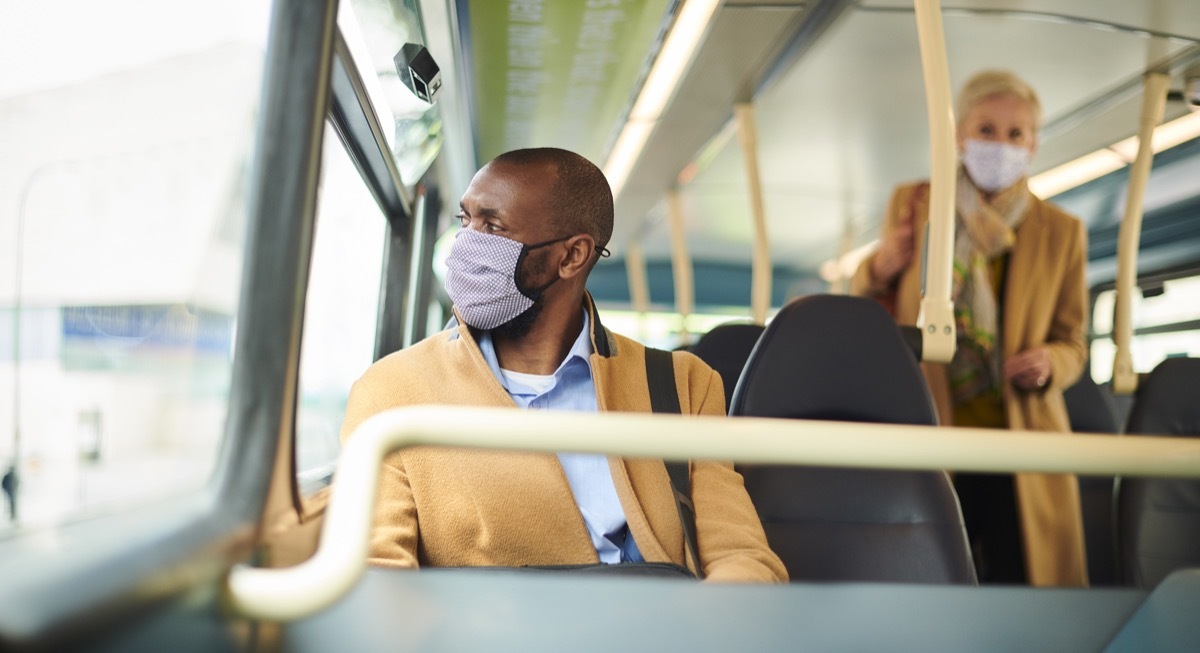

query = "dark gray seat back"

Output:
[[729, 295, 976, 584], [688, 323, 765, 414], [1064, 371, 1121, 585], [1117, 357, 1200, 588]]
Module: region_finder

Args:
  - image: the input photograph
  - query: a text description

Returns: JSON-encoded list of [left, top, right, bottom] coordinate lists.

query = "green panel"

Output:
[[469, 0, 672, 165]]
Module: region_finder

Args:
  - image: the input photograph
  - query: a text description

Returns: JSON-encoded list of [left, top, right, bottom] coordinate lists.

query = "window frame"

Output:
[[292, 120, 394, 499], [327, 29, 421, 364], [285, 22, 432, 510]]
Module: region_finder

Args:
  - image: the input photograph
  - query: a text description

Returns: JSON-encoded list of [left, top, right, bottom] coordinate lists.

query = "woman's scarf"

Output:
[[946, 168, 1030, 404]]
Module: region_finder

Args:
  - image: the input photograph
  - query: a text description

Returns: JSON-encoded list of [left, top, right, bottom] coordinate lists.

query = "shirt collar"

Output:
[[561, 309, 594, 372], [479, 309, 594, 390]]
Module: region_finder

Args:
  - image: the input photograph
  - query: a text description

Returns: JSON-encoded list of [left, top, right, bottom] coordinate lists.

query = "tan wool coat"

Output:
[[339, 300, 788, 583], [851, 181, 1090, 587]]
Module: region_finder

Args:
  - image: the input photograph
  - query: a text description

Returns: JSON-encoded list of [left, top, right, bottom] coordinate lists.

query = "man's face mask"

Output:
[[444, 229, 569, 330], [961, 139, 1031, 193]]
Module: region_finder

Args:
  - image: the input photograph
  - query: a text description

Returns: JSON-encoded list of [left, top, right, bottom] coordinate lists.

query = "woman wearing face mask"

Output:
[[851, 70, 1088, 588]]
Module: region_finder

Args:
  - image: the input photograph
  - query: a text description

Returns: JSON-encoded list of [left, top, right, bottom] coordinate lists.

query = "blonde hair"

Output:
[[956, 70, 1042, 133]]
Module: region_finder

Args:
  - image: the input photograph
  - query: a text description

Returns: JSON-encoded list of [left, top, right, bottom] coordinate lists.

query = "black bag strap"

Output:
[[645, 347, 703, 579]]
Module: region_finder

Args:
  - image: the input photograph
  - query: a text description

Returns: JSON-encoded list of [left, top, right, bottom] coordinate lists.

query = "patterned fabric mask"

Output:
[[961, 139, 1031, 193], [444, 229, 567, 329]]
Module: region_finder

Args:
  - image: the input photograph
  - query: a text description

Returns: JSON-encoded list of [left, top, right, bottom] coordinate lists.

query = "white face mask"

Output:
[[443, 229, 565, 330], [961, 139, 1031, 193]]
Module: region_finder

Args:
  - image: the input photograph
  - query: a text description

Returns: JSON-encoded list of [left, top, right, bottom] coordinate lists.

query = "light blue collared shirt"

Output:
[[478, 311, 641, 564]]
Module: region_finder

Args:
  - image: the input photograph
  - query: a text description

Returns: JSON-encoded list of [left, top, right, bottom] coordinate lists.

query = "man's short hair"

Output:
[[492, 148, 614, 253]]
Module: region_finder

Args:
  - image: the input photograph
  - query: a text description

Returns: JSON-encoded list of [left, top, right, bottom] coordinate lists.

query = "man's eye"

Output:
[[979, 124, 994, 135], [1009, 128, 1023, 140], [455, 213, 468, 227], [486, 223, 501, 233]]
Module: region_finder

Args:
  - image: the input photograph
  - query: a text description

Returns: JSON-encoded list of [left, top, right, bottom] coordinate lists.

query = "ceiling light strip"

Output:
[[1029, 110, 1200, 199], [604, 0, 722, 198]]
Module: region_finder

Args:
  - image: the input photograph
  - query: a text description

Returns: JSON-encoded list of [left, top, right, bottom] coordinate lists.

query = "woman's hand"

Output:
[[1006, 347, 1052, 391], [870, 203, 915, 285]]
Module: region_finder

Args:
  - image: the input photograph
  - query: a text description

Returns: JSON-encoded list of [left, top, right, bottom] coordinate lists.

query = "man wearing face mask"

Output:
[[851, 70, 1089, 588], [340, 147, 787, 583]]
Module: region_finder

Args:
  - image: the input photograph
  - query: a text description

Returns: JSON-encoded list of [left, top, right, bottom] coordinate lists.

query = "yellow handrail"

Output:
[[735, 103, 772, 325], [913, 0, 956, 363], [224, 405, 1200, 621], [1112, 72, 1170, 395], [625, 240, 653, 342], [667, 188, 696, 343]]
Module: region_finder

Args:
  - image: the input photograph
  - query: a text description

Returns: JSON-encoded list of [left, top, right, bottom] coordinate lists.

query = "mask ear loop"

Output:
[[526, 235, 610, 258], [514, 238, 566, 301], [522, 234, 574, 251], [516, 270, 561, 300], [517, 236, 610, 299]]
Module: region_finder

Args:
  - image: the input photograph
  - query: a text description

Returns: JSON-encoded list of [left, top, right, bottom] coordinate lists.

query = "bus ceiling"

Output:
[[424, 0, 1200, 311]]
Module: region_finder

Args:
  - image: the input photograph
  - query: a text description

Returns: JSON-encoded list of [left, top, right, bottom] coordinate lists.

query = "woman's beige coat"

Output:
[[851, 181, 1089, 587]]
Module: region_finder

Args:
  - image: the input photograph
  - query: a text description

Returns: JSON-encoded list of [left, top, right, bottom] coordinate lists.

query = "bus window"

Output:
[[1090, 274, 1200, 384], [600, 308, 770, 350], [0, 0, 271, 533], [295, 124, 388, 494]]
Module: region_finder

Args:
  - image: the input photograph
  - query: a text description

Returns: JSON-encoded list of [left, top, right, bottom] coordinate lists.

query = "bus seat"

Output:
[[729, 294, 976, 584], [1103, 381, 1136, 429], [1065, 371, 1121, 434], [1064, 371, 1121, 586], [688, 323, 765, 414], [1116, 357, 1200, 589]]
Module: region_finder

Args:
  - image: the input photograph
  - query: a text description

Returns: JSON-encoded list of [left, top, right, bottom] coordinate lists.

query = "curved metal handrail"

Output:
[[224, 405, 1200, 621]]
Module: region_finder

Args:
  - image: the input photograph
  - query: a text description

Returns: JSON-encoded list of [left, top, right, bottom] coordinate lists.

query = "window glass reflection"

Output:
[[0, 0, 272, 533], [296, 126, 388, 494], [1090, 275, 1200, 382]]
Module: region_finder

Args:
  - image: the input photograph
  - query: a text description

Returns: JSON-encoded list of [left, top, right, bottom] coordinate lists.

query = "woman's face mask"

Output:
[[957, 93, 1037, 193], [444, 229, 567, 330], [961, 139, 1031, 193]]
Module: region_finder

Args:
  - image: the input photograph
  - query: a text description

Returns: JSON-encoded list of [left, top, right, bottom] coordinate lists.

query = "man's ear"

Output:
[[558, 234, 597, 280]]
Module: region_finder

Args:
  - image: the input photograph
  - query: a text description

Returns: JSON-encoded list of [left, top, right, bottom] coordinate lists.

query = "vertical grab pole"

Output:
[[666, 189, 696, 344], [734, 103, 772, 325], [829, 217, 858, 294], [1112, 72, 1170, 395], [626, 240, 652, 340], [913, 0, 957, 363]]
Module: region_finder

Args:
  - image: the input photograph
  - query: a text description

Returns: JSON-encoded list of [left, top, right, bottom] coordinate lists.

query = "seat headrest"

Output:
[[1064, 371, 1121, 434], [1125, 358, 1200, 436], [730, 295, 937, 425], [688, 323, 765, 413]]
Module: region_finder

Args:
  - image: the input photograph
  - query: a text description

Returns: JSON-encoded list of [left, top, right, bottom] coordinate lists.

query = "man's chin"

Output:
[[492, 299, 543, 340]]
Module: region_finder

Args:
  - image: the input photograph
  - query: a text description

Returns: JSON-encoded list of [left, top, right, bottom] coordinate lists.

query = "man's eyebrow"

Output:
[[457, 201, 501, 215], [457, 204, 508, 228]]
